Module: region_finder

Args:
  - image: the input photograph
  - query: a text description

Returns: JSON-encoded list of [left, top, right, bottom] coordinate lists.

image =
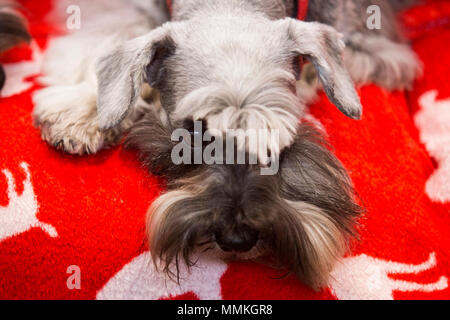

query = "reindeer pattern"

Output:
[[415, 90, 450, 203], [330, 253, 448, 300], [0, 162, 447, 299], [0, 162, 57, 242]]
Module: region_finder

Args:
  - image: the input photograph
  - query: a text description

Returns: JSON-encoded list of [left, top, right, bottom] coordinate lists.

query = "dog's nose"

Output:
[[215, 225, 259, 253]]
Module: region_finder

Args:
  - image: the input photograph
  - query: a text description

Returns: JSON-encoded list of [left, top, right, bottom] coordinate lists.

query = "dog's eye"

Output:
[[184, 119, 206, 135], [292, 56, 302, 81], [183, 119, 207, 148]]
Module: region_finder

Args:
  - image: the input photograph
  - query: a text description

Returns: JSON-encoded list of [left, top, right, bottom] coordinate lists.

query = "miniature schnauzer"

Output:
[[33, 0, 420, 289]]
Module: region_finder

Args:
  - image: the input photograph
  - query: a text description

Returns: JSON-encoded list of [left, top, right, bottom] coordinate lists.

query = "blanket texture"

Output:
[[0, 0, 449, 300]]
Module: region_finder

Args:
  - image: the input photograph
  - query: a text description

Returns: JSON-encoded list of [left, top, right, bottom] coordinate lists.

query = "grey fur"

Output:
[[307, 0, 422, 88], [96, 0, 364, 137], [32, 0, 167, 154], [34, 0, 420, 289], [126, 112, 362, 289], [35, 0, 421, 155], [96, 26, 173, 130]]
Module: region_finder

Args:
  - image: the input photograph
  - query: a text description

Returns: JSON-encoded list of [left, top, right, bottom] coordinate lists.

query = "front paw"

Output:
[[32, 85, 111, 155], [36, 118, 106, 155]]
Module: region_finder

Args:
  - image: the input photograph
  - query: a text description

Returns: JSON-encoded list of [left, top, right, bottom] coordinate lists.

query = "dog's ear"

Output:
[[96, 25, 175, 130], [281, 19, 362, 120]]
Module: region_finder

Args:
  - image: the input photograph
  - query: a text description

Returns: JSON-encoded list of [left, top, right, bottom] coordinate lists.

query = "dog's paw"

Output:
[[32, 84, 118, 155], [37, 118, 107, 155]]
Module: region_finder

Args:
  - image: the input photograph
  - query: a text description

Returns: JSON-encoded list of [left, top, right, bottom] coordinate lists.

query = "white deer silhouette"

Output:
[[0, 162, 57, 242], [415, 90, 450, 203], [1, 41, 44, 98], [97, 251, 227, 300], [329, 253, 448, 300]]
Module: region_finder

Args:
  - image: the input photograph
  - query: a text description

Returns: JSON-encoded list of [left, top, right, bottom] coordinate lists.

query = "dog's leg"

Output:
[[32, 0, 168, 154], [33, 83, 130, 155], [341, 32, 420, 91], [307, 0, 421, 90], [33, 80, 155, 154], [32, 33, 131, 155]]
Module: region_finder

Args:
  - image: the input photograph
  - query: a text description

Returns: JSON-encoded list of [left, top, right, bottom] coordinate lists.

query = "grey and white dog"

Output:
[[33, 0, 420, 288]]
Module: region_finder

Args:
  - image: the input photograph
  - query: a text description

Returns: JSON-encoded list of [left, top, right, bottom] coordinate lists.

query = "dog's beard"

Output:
[[126, 110, 362, 290]]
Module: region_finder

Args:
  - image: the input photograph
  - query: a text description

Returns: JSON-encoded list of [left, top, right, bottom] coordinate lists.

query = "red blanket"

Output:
[[0, 0, 449, 300]]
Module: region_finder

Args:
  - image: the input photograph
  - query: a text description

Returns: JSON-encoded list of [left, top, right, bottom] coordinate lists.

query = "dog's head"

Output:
[[125, 110, 362, 289], [96, 17, 362, 156], [103, 15, 364, 289]]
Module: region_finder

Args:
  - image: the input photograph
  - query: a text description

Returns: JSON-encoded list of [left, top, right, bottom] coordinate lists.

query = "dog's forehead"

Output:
[[171, 16, 290, 58]]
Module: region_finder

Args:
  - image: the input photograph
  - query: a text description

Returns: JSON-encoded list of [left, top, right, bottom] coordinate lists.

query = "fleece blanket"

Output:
[[0, 0, 449, 300]]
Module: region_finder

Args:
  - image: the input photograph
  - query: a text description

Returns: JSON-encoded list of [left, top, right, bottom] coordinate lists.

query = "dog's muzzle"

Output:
[[214, 224, 259, 253]]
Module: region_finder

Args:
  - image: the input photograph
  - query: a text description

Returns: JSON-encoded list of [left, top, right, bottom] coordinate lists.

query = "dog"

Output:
[[0, 0, 30, 91], [33, 0, 420, 289]]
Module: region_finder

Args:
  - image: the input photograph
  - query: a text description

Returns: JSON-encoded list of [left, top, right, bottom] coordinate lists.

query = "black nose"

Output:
[[215, 225, 259, 253]]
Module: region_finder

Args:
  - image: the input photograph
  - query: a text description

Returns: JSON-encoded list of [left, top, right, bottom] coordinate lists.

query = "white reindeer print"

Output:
[[97, 251, 228, 300], [0, 162, 57, 242], [415, 90, 450, 203], [329, 253, 448, 300], [1, 41, 44, 98]]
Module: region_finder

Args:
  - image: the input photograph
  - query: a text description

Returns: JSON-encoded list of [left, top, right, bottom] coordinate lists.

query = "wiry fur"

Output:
[[307, 0, 422, 89], [33, 0, 419, 288], [0, 0, 30, 91], [32, 0, 421, 156], [94, 2, 363, 166], [32, 0, 168, 153], [343, 33, 421, 90], [172, 68, 301, 160], [126, 111, 362, 289]]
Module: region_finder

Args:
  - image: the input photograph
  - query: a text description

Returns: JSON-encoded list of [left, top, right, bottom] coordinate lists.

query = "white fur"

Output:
[[287, 200, 347, 287], [172, 68, 302, 162], [343, 33, 422, 90], [33, 0, 165, 154]]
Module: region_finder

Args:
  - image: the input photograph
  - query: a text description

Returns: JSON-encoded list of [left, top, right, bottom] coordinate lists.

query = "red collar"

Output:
[[297, 0, 309, 21], [166, 1, 309, 21]]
